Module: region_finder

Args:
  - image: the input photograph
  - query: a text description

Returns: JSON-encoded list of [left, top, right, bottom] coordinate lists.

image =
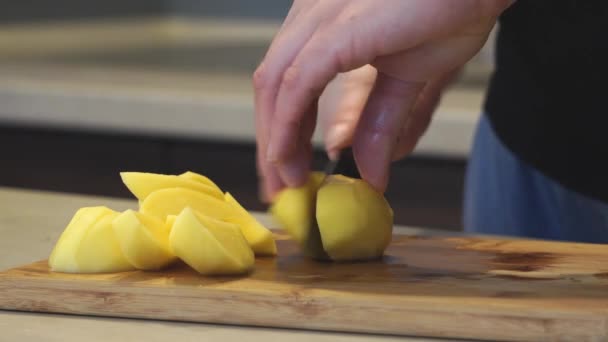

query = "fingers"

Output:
[[276, 102, 317, 187], [391, 70, 459, 160], [254, 0, 503, 194], [320, 65, 377, 159], [256, 149, 284, 203], [352, 72, 423, 193], [266, 20, 376, 186], [253, 1, 321, 199]]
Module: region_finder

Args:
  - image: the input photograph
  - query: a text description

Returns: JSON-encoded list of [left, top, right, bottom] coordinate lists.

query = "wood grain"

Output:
[[2, 234, 608, 342]]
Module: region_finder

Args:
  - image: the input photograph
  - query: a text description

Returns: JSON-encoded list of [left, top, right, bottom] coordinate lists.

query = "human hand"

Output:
[[255, 0, 513, 202], [319, 65, 459, 161]]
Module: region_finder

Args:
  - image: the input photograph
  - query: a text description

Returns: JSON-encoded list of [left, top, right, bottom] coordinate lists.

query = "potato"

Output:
[[224, 192, 276, 256], [50, 170, 277, 276], [270, 172, 328, 260], [49, 206, 117, 272], [49, 206, 135, 273], [140, 187, 234, 221], [112, 210, 176, 270], [271, 173, 393, 261], [170, 208, 254, 275], [178, 171, 221, 191], [316, 175, 393, 261], [120, 172, 223, 201]]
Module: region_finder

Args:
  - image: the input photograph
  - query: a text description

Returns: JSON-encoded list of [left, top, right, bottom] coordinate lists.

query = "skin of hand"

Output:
[[319, 65, 460, 162], [254, 0, 514, 202]]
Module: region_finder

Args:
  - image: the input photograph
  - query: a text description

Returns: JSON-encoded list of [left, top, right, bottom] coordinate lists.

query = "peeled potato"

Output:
[[270, 180, 312, 243], [178, 171, 221, 191], [49, 206, 118, 272], [74, 211, 135, 273], [112, 210, 176, 270], [120, 172, 223, 201], [140, 187, 234, 221], [316, 175, 393, 261], [170, 208, 254, 275], [166, 215, 177, 229], [224, 192, 276, 256], [271, 173, 393, 261], [270, 172, 327, 259], [49, 206, 134, 273]]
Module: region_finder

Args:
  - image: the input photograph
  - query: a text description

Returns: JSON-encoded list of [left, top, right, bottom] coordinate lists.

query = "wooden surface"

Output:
[[3, 233, 608, 342], [0, 186, 445, 342]]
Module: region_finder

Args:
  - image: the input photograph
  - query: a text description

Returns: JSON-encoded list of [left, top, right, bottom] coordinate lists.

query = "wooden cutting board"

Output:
[[2, 233, 608, 342]]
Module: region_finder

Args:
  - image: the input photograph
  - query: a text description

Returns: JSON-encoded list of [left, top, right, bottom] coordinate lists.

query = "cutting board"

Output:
[[2, 233, 608, 342]]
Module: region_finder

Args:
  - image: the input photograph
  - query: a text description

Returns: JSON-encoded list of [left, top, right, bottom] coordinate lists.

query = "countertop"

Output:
[[0, 186, 459, 341], [0, 17, 490, 159]]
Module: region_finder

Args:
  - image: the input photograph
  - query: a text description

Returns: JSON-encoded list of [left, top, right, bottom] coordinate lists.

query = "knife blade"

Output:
[[323, 152, 341, 176]]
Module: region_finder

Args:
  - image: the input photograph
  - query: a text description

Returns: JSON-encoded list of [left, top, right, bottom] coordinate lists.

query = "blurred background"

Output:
[[0, 0, 495, 231]]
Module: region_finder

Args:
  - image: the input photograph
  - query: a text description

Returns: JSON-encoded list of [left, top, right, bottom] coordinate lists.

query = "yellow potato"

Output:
[[140, 187, 234, 221], [72, 210, 134, 273], [112, 210, 176, 270], [178, 171, 221, 191], [166, 215, 177, 229], [224, 192, 276, 256], [120, 172, 223, 201], [170, 208, 254, 275], [270, 172, 327, 259], [49, 206, 117, 272], [316, 175, 393, 261], [270, 180, 315, 244]]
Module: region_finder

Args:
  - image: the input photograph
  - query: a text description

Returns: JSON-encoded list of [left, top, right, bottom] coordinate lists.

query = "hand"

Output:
[[255, 0, 513, 201], [319, 65, 460, 163]]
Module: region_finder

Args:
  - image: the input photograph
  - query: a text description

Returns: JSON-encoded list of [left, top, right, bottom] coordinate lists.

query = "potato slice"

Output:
[[49, 206, 116, 272], [170, 208, 254, 275], [166, 215, 177, 229], [270, 173, 320, 244], [73, 210, 135, 273], [140, 187, 235, 221], [316, 175, 393, 261], [120, 172, 223, 201], [113, 210, 176, 270], [178, 171, 221, 191], [224, 192, 276, 256], [270, 172, 327, 259]]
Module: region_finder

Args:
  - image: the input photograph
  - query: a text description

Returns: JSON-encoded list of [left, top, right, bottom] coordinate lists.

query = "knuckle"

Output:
[[253, 64, 269, 90], [281, 65, 301, 90], [281, 63, 325, 99]]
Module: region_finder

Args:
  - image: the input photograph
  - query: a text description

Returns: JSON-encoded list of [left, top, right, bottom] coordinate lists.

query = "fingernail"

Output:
[[325, 123, 350, 152], [278, 157, 308, 187], [327, 149, 340, 161]]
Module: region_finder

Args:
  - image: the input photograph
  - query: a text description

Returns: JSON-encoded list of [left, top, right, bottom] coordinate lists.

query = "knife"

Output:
[[325, 147, 360, 179]]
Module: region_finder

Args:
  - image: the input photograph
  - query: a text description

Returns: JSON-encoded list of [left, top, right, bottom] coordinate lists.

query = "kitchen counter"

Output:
[[0, 186, 458, 341], [0, 17, 489, 159]]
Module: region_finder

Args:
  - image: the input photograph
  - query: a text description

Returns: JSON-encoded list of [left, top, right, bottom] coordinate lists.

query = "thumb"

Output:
[[352, 72, 423, 192]]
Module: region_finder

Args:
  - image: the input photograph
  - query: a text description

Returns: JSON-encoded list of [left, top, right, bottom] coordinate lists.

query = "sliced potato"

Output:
[[113, 210, 176, 270], [170, 208, 254, 275], [121, 172, 223, 201], [140, 187, 234, 221], [224, 192, 276, 256]]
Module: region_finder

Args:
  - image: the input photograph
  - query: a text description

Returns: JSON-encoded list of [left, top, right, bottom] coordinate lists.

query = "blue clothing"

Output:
[[463, 114, 608, 243]]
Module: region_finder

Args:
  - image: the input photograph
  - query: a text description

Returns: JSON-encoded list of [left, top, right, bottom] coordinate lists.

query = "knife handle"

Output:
[[332, 147, 360, 178]]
